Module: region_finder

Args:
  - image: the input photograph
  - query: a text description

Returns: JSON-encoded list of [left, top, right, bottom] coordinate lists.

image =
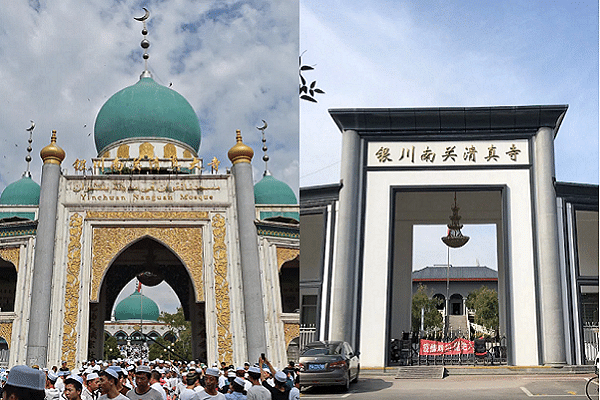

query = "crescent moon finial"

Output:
[[134, 7, 150, 22], [26, 120, 35, 132], [256, 120, 268, 131]]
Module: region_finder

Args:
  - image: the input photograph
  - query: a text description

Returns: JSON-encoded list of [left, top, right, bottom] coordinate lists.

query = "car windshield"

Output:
[[302, 345, 340, 356]]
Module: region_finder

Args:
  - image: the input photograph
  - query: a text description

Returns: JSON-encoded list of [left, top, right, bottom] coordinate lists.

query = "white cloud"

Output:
[[299, 0, 598, 187], [0, 0, 298, 196]]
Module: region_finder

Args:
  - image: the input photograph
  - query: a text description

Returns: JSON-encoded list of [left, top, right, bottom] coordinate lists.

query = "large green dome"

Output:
[[94, 77, 201, 153], [114, 291, 159, 321], [254, 174, 297, 205], [0, 176, 40, 206]]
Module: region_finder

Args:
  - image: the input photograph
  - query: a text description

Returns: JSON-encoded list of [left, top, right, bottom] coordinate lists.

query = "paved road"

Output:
[[300, 373, 598, 399]]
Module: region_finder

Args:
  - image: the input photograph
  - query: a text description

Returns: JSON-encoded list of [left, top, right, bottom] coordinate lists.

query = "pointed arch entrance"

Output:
[[88, 236, 206, 361]]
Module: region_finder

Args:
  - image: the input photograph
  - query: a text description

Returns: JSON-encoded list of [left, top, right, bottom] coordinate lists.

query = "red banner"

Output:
[[419, 338, 474, 355]]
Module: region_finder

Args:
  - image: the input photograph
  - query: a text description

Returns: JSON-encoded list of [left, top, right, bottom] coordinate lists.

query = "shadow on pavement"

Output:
[[301, 377, 393, 395]]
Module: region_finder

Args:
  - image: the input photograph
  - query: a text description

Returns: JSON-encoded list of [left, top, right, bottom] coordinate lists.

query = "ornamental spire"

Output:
[[256, 120, 269, 176], [134, 8, 152, 78], [24, 120, 35, 177]]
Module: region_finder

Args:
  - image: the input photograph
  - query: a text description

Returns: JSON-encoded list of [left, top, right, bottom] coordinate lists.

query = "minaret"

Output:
[[26, 130, 65, 367], [227, 130, 267, 362]]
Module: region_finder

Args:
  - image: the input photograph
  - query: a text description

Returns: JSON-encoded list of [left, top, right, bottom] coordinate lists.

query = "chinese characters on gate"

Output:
[[372, 141, 525, 167]]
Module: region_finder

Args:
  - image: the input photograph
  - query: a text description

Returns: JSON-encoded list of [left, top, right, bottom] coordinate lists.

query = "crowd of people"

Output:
[[0, 356, 300, 400], [117, 344, 149, 361]]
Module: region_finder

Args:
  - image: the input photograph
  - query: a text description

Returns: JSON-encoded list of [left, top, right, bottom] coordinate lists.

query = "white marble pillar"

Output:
[[329, 129, 361, 345], [533, 126, 566, 365]]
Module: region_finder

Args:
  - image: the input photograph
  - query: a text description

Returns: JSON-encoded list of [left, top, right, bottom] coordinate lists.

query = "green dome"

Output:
[[254, 174, 297, 205], [114, 291, 159, 321], [94, 77, 201, 153], [0, 176, 40, 206]]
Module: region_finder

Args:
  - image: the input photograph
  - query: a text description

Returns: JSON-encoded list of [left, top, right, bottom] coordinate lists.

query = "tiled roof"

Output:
[[412, 266, 498, 281]]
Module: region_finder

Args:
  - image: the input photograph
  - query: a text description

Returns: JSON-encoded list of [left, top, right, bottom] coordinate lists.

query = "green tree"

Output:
[[104, 336, 120, 360], [154, 307, 192, 361], [466, 286, 499, 330], [411, 284, 443, 333], [148, 336, 171, 361]]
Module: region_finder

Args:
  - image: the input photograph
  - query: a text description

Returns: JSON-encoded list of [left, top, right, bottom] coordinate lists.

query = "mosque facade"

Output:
[[0, 30, 299, 369]]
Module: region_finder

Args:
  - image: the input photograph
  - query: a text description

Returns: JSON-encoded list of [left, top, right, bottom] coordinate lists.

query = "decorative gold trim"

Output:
[[212, 214, 232, 363], [139, 142, 154, 159], [86, 211, 209, 220], [277, 247, 300, 271], [164, 143, 177, 158], [91, 226, 203, 302], [117, 144, 130, 159], [0, 322, 13, 348], [276, 248, 299, 271], [40, 130, 66, 165], [183, 150, 192, 159], [227, 130, 253, 164], [0, 247, 19, 272], [62, 213, 83, 368], [283, 322, 299, 348]]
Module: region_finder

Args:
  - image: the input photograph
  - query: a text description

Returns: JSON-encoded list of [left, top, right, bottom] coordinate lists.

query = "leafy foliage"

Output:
[[411, 284, 443, 333], [299, 53, 325, 103], [104, 336, 120, 360], [466, 286, 499, 329], [153, 307, 192, 361]]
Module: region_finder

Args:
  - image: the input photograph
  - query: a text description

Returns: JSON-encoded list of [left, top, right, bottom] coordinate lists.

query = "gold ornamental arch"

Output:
[[91, 224, 205, 303]]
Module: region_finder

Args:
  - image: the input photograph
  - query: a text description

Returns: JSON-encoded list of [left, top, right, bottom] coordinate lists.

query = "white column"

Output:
[[533, 126, 566, 365], [329, 129, 361, 345]]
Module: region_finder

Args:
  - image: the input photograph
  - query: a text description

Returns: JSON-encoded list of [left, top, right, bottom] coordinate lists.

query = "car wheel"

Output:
[[351, 364, 360, 383], [342, 372, 350, 392]]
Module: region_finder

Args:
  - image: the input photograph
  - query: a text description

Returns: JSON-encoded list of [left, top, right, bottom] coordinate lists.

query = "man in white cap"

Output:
[[178, 371, 199, 400], [125, 366, 162, 400], [194, 368, 224, 400], [3, 365, 46, 400], [245, 367, 270, 400], [82, 372, 99, 400], [148, 370, 166, 400], [97, 369, 127, 400], [63, 375, 84, 400], [260, 357, 289, 400], [45, 371, 62, 400]]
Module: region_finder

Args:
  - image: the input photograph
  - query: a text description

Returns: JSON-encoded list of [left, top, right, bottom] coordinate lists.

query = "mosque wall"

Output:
[[38, 173, 258, 368], [359, 168, 538, 367], [0, 238, 35, 366], [258, 237, 299, 367]]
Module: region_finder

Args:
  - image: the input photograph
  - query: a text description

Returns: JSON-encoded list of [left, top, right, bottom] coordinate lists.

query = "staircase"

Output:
[[448, 314, 470, 337], [395, 366, 445, 379]]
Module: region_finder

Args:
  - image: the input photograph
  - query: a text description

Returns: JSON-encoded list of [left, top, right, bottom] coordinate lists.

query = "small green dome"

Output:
[[114, 291, 159, 321], [254, 174, 297, 205], [0, 176, 40, 206], [94, 77, 201, 153]]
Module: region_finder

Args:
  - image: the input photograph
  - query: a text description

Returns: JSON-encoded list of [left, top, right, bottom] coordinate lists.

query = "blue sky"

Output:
[[300, 0, 599, 187], [0, 0, 298, 196], [299, 0, 598, 273]]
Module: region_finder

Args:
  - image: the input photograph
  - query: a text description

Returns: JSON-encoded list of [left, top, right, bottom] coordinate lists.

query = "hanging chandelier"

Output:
[[441, 192, 470, 248]]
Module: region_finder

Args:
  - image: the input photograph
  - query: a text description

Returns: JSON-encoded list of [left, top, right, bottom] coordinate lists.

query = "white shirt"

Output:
[[194, 391, 226, 400], [150, 382, 167, 400]]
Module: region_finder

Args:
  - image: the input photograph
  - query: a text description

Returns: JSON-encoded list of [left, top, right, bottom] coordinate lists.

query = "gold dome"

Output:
[[40, 130, 66, 165], [227, 129, 253, 164]]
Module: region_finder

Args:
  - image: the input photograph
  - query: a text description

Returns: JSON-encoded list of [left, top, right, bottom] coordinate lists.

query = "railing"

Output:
[[299, 324, 316, 350], [0, 349, 9, 367], [470, 322, 496, 337], [583, 323, 599, 364], [389, 331, 507, 366]]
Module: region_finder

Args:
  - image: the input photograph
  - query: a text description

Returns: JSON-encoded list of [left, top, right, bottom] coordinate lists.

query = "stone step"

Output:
[[395, 366, 445, 379]]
